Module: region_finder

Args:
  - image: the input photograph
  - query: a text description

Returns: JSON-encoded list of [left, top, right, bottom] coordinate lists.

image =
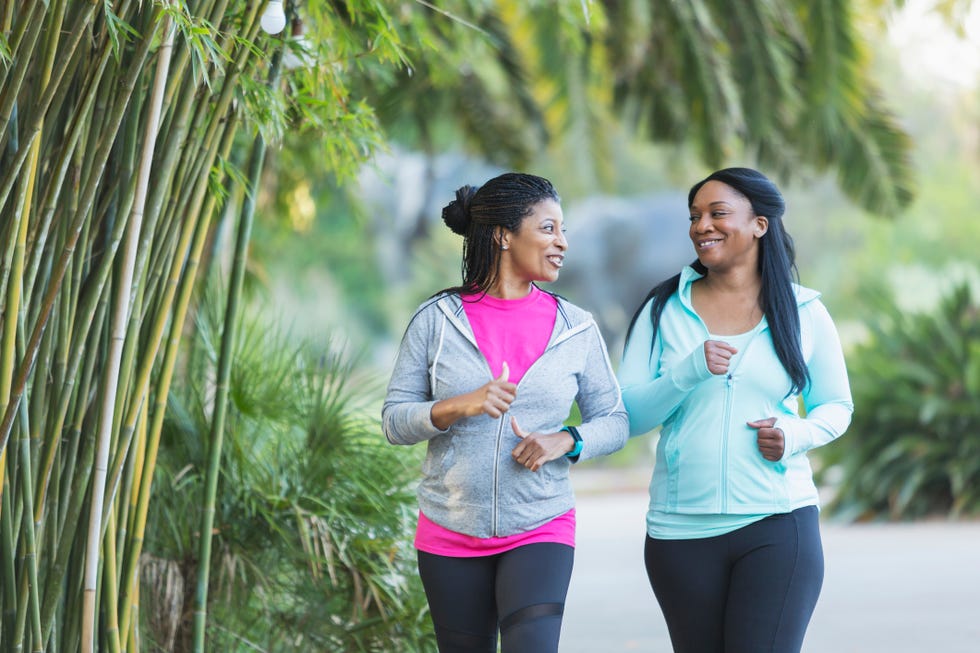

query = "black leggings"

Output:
[[417, 542, 574, 653], [644, 506, 823, 653]]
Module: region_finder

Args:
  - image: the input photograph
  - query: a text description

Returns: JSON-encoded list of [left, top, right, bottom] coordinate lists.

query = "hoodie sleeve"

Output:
[[381, 307, 451, 446], [617, 299, 714, 436], [775, 299, 853, 458], [573, 321, 630, 462]]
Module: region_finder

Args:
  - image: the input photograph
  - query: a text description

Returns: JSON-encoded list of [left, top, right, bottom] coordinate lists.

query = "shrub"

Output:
[[142, 301, 434, 652], [817, 282, 980, 521]]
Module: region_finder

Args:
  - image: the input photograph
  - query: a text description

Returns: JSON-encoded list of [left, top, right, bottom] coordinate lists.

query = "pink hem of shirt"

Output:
[[414, 509, 576, 557]]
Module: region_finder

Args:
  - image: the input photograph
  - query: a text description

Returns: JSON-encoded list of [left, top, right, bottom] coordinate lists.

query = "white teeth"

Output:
[[548, 256, 563, 267], [699, 240, 721, 248]]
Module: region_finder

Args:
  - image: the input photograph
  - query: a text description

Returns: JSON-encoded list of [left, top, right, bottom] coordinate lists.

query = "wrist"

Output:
[[561, 426, 583, 460]]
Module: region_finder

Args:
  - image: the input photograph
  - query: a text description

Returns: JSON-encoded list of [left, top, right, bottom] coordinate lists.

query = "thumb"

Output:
[[511, 416, 528, 438], [496, 361, 510, 383], [747, 417, 777, 429]]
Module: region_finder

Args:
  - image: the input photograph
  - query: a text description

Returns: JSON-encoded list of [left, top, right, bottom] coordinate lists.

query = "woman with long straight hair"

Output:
[[619, 167, 853, 653], [383, 172, 628, 653]]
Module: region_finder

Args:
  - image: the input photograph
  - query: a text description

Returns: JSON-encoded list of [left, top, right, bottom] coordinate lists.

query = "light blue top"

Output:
[[618, 266, 854, 539], [647, 329, 763, 539]]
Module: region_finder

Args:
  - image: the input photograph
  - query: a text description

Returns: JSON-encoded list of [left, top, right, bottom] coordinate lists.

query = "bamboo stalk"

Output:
[[102, 513, 122, 653], [191, 43, 284, 649], [80, 12, 169, 652], [0, 1, 98, 214], [0, 74, 45, 650], [0, 0, 159, 462], [117, 113, 240, 641], [39, 299, 106, 647], [0, 122, 27, 500], [13, 399, 42, 653], [1, 466, 16, 651], [30, 48, 128, 519], [0, 0, 44, 158], [104, 8, 261, 517]]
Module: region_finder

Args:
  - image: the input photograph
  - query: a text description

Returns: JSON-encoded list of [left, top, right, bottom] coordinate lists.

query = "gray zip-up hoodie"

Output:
[[382, 292, 629, 538]]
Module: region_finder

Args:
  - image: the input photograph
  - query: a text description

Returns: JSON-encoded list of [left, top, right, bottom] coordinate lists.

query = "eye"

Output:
[[542, 224, 554, 232], [688, 215, 698, 222]]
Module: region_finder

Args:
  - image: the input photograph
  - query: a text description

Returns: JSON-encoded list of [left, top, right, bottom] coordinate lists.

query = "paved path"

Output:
[[561, 473, 980, 652]]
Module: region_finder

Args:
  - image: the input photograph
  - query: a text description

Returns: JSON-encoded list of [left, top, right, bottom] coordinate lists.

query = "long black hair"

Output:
[[436, 172, 560, 297], [625, 167, 810, 395]]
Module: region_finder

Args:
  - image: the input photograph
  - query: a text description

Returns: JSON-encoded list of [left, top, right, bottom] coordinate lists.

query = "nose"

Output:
[[690, 213, 712, 233], [556, 229, 568, 250]]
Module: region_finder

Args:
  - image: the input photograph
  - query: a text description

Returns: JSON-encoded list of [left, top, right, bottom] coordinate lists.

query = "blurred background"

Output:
[[3, 1, 979, 651], [250, 0, 980, 503], [254, 0, 980, 365]]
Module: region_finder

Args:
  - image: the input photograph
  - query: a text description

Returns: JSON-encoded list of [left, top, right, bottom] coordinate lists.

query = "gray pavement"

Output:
[[561, 469, 980, 652]]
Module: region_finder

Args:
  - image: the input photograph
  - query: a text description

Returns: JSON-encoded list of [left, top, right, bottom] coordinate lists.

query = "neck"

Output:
[[700, 266, 762, 296], [487, 279, 534, 299]]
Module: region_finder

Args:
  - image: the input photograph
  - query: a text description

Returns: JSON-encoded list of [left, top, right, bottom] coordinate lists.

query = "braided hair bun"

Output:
[[442, 185, 478, 235]]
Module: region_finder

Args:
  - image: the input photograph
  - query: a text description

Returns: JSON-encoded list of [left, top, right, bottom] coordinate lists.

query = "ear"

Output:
[[494, 226, 510, 250], [754, 216, 769, 238]]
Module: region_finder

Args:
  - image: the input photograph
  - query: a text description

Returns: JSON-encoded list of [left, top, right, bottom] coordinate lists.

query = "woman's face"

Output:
[[499, 199, 567, 285], [688, 181, 768, 273]]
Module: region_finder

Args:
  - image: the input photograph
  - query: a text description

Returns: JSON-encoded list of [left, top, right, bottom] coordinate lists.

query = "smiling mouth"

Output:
[[698, 239, 722, 249], [547, 255, 564, 267]]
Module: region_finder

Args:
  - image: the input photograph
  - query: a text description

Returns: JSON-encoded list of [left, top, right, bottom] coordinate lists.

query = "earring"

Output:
[[501, 244, 508, 250]]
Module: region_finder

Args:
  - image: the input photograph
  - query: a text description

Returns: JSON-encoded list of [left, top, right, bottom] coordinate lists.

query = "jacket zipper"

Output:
[[492, 337, 564, 536], [719, 329, 762, 512], [439, 296, 580, 537], [492, 416, 505, 536], [721, 372, 734, 512]]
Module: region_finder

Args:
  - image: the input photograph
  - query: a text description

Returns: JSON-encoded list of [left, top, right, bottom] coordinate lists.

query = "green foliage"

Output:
[[816, 281, 980, 521], [144, 294, 433, 651], [596, 0, 915, 215]]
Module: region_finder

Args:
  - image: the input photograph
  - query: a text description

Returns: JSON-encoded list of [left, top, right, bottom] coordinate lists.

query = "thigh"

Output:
[[495, 543, 575, 653], [417, 550, 498, 653], [644, 534, 729, 653], [725, 506, 824, 653]]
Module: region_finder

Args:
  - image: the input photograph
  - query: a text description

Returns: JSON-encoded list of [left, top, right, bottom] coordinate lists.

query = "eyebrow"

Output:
[[691, 201, 734, 210]]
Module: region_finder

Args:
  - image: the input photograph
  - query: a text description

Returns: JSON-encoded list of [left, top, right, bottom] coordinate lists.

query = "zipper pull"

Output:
[[726, 373, 733, 387]]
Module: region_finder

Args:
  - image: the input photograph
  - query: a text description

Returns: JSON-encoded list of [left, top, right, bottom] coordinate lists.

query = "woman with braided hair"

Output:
[[383, 172, 628, 653]]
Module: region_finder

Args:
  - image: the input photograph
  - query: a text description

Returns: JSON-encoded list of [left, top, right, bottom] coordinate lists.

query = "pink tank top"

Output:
[[414, 287, 575, 555]]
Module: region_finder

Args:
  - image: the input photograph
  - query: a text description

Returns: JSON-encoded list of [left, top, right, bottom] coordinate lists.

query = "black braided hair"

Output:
[[436, 172, 560, 298]]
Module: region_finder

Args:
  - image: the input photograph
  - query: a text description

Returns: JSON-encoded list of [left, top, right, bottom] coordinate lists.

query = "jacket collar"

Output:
[[434, 290, 591, 349], [678, 265, 821, 310]]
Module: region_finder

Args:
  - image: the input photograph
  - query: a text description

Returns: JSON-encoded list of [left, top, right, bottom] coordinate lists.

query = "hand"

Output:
[[509, 417, 574, 472], [476, 362, 518, 418], [704, 340, 738, 375], [430, 362, 517, 430], [747, 417, 785, 461]]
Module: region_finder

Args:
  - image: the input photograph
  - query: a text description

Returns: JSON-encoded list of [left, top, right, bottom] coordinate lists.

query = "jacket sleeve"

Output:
[[573, 322, 630, 462], [775, 299, 853, 458], [381, 308, 450, 446], [617, 300, 714, 436]]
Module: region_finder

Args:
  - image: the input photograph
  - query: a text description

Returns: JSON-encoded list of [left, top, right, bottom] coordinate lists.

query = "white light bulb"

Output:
[[260, 0, 287, 35]]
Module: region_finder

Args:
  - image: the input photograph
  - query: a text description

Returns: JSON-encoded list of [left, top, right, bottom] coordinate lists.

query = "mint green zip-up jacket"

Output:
[[618, 266, 853, 514], [383, 292, 628, 538]]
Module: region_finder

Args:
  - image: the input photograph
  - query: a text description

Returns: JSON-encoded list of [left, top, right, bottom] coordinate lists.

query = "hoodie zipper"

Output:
[[439, 296, 583, 537], [719, 328, 762, 512], [491, 328, 579, 536], [491, 416, 505, 536], [721, 372, 734, 512]]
